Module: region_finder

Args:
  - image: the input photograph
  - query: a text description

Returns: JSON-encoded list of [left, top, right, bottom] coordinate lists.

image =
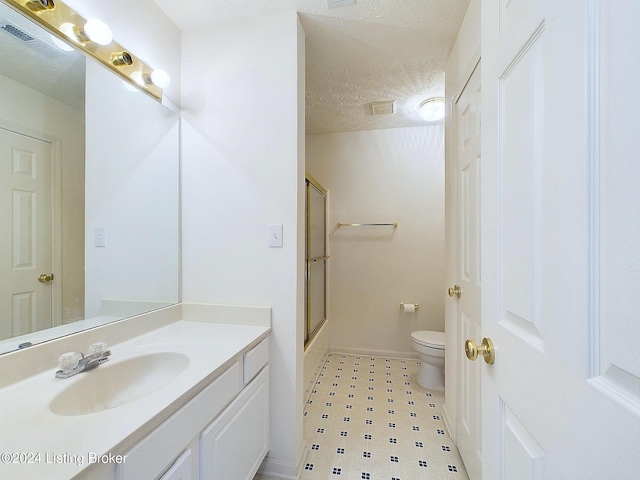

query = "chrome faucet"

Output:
[[55, 342, 111, 379]]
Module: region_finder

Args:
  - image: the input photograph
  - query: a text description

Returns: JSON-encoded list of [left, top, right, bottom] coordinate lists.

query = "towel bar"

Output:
[[337, 222, 398, 228]]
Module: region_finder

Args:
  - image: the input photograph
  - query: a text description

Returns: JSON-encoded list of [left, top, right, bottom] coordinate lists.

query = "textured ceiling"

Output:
[[154, 0, 469, 134]]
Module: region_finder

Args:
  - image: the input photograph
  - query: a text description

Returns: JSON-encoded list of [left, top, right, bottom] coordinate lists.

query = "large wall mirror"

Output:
[[0, 0, 179, 355]]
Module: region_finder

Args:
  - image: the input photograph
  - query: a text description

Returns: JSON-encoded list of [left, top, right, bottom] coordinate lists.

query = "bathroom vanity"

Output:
[[0, 304, 270, 480]]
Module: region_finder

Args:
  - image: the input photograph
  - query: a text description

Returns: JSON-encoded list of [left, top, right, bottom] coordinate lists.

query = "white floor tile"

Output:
[[300, 353, 469, 480]]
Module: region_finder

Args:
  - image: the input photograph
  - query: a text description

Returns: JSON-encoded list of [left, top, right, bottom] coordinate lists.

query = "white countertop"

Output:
[[0, 319, 270, 480]]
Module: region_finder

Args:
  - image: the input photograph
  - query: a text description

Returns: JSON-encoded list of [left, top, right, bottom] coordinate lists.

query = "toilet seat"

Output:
[[411, 331, 445, 350]]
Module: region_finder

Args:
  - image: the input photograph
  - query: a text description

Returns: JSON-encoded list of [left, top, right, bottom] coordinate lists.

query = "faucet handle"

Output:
[[58, 352, 81, 373], [88, 342, 108, 355]]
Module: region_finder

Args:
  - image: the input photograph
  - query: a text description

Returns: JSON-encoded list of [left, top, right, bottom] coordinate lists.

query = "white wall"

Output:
[[0, 73, 85, 323], [84, 60, 179, 318], [445, 0, 481, 93], [180, 12, 306, 479], [307, 125, 445, 357]]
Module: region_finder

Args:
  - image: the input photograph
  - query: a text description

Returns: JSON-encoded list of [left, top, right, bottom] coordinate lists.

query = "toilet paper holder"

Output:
[[400, 303, 419, 310]]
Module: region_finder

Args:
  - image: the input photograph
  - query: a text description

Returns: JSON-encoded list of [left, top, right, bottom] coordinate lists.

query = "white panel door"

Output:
[[453, 61, 482, 480], [481, 1, 640, 478], [0, 128, 52, 340]]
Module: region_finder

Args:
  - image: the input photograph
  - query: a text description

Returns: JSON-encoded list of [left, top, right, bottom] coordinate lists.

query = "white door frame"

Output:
[[49, 139, 61, 327]]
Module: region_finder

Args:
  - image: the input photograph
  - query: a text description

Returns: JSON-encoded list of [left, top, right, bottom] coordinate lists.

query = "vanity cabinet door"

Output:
[[200, 366, 269, 480], [118, 362, 243, 480], [159, 448, 195, 480]]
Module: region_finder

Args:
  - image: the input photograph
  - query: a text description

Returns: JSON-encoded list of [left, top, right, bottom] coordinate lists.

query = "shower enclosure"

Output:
[[305, 174, 327, 346]]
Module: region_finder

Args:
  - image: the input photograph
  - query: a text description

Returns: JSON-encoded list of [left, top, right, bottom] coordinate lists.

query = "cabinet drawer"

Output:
[[118, 361, 243, 480], [243, 337, 268, 384]]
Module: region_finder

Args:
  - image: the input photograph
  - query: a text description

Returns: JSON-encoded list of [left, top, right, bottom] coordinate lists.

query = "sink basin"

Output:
[[49, 352, 189, 416]]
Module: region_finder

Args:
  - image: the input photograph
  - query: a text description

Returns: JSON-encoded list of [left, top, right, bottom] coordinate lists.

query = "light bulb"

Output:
[[83, 19, 112, 45], [417, 97, 445, 122], [50, 34, 74, 52], [59, 22, 75, 40], [131, 71, 144, 86], [150, 69, 171, 88]]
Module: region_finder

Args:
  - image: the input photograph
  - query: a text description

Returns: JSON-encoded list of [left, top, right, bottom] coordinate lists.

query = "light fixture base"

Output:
[[417, 97, 445, 122]]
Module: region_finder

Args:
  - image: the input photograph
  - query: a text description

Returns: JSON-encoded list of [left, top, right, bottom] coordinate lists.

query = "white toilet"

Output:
[[410, 330, 445, 391]]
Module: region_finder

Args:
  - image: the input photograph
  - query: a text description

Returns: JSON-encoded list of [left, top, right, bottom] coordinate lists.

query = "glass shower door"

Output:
[[305, 176, 327, 345]]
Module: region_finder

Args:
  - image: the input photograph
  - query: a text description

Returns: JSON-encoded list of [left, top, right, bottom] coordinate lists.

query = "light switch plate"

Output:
[[268, 224, 283, 248], [94, 227, 106, 247]]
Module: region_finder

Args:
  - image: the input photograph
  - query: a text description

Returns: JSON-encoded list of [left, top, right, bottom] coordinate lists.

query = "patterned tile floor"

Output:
[[300, 353, 469, 480]]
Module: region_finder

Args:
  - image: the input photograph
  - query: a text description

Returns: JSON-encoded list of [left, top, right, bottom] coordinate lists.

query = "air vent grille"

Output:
[[370, 100, 396, 116], [0, 20, 64, 58], [328, 0, 356, 9], [1, 23, 33, 41]]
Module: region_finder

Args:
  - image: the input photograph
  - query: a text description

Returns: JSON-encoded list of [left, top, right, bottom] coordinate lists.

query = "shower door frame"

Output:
[[304, 173, 327, 347]]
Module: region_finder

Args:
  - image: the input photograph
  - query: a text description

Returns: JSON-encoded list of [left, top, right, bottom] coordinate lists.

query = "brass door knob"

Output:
[[38, 273, 54, 283], [465, 337, 495, 364], [448, 285, 461, 298]]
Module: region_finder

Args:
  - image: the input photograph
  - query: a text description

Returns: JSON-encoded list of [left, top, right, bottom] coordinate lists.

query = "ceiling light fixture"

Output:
[[5, 0, 165, 99], [110, 51, 133, 66], [26, 0, 55, 12], [417, 97, 445, 122]]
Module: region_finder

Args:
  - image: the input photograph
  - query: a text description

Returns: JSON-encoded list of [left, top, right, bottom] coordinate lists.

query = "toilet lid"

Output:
[[411, 331, 445, 349]]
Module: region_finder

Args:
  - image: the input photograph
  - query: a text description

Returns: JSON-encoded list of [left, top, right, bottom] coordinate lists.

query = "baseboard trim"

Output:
[[304, 351, 329, 406], [329, 346, 419, 360], [256, 445, 306, 480], [442, 403, 455, 442]]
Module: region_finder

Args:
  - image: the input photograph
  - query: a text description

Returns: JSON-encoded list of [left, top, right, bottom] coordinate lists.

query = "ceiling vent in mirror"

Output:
[[1, 21, 32, 41], [328, 0, 356, 9], [370, 100, 396, 116], [0, 20, 64, 57]]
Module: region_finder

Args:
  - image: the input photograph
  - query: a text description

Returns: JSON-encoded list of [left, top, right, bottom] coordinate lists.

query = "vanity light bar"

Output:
[[2, 0, 163, 99]]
